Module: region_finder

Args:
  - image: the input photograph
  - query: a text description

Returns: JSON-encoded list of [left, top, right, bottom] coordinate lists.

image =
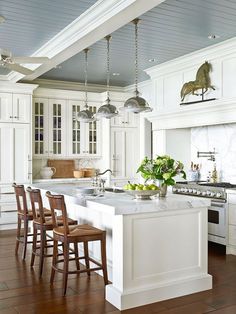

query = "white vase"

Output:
[[40, 166, 56, 179]]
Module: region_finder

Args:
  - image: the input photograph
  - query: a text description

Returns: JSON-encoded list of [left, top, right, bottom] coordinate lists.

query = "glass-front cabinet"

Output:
[[33, 98, 66, 157], [33, 98, 100, 158], [67, 100, 100, 157]]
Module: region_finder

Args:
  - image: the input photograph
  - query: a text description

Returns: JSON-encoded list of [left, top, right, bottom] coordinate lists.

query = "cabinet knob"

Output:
[[9, 116, 13, 118], [14, 116, 19, 119]]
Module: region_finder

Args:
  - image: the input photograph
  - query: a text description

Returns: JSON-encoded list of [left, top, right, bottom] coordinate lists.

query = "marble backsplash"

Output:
[[191, 123, 236, 183]]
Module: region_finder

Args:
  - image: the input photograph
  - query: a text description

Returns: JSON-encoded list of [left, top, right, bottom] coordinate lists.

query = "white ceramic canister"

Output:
[[40, 166, 56, 179]]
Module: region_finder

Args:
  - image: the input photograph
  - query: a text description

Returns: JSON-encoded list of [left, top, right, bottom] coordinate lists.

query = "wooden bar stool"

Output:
[[46, 191, 108, 295], [13, 183, 51, 260], [27, 187, 78, 277]]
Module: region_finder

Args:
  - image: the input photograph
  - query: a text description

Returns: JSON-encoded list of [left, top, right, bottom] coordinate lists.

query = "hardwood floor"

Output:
[[0, 231, 236, 314]]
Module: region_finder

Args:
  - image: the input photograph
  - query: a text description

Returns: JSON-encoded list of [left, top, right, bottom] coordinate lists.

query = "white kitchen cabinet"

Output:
[[0, 93, 31, 123], [0, 123, 30, 184], [111, 127, 139, 179], [0, 184, 17, 230], [33, 98, 67, 157], [227, 193, 236, 255], [67, 100, 101, 157], [111, 110, 139, 128]]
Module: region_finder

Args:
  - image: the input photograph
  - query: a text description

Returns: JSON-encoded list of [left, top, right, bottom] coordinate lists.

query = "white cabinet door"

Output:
[[48, 99, 67, 157], [111, 110, 139, 128], [67, 101, 100, 157], [0, 123, 30, 184], [0, 93, 13, 123], [33, 98, 67, 157], [111, 127, 139, 178], [12, 94, 31, 123], [0, 93, 31, 123]]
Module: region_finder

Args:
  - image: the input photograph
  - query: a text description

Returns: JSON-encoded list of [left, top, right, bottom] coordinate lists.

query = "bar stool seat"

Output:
[[17, 208, 51, 218], [54, 224, 103, 238], [33, 216, 76, 227]]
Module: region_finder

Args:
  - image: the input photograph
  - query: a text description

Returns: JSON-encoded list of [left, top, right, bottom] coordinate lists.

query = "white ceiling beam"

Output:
[[9, 0, 165, 82]]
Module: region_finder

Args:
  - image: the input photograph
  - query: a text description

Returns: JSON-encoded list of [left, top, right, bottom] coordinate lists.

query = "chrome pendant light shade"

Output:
[[96, 35, 118, 119], [122, 19, 152, 114], [77, 48, 96, 123]]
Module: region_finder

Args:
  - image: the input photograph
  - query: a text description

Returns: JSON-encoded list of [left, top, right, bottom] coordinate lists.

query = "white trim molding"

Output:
[[149, 97, 236, 130], [0, 82, 38, 94]]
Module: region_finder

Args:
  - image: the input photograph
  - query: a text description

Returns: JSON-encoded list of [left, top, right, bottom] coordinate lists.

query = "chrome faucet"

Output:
[[92, 169, 112, 190]]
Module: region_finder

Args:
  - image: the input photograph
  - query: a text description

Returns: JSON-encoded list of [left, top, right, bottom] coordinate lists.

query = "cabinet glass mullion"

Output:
[[88, 106, 97, 154], [34, 102, 44, 155], [72, 105, 81, 154], [52, 103, 62, 154]]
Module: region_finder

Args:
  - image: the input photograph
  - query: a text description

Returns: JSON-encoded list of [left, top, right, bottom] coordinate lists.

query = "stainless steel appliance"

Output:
[[173, 182, 236, 245]]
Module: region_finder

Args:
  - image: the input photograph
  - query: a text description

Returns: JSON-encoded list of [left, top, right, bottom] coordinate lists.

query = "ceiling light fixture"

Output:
[[208, 34, 220, 40], [96, 35, 118, 119], [77, 48, 96, 123], [122, 19, 152, 114]]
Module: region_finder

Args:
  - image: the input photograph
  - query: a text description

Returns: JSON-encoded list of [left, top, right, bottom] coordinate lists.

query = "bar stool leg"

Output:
[[84, 241, 90, 277], [62, 242, 69, 296], [39, 228, 46, 277], [73, 243, 80, 271], [30, 225, 37, 267], [50, 239, 58, 284], [15, 215, 21, 255], [22, 218, 28, 260], [101, 233, 108, 285]]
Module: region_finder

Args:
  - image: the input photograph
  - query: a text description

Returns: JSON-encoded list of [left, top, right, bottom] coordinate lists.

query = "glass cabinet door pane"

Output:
[[71, 104, 81, 154], [52, 103, 63, 155], [34, 102, 44, 155], [87, 105, 97, 155]]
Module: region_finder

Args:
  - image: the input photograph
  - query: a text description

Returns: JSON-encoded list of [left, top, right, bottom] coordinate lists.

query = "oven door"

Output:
[[208, 200, 226, 238]]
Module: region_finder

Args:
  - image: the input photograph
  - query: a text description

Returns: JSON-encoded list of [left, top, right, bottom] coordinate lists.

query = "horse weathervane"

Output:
[[180, 61, 216, 105]]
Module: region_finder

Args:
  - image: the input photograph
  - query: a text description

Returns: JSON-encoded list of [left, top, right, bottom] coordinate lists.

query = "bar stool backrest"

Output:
[[12, 183, 29, 215], [46, 191, 69, 236], [27, 187, 46, 223]]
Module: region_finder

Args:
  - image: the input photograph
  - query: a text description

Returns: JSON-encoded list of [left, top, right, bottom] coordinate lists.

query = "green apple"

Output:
[[143, 185, 151, 190]]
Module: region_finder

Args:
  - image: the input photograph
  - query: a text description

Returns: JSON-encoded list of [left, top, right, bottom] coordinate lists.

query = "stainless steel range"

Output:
[[173, 182, 236, 245]]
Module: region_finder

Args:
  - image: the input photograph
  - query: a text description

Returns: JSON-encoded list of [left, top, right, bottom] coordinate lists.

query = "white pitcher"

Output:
[[40, 166, 56, 179]]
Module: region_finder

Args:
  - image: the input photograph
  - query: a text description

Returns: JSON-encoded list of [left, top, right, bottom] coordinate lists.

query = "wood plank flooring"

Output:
[[0, 230, 236, 313]]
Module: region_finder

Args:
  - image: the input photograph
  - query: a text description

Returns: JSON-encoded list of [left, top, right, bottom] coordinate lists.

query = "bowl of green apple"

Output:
[[123, 182, 159, 200]]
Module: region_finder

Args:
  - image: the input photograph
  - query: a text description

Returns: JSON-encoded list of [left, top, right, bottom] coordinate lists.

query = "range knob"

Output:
[[196, 190, 201, 195], [172, 187, 177, 192], [206, 190, 211, 196], [188, 189, 193, 193], [201, 191, 207, 196], [192, 189, 197, 194], [210, 192, 216, 197], [216, 192, 222, 198]]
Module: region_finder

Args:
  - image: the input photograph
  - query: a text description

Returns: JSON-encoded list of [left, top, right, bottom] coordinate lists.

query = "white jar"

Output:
[[40, 166, 56, 179]]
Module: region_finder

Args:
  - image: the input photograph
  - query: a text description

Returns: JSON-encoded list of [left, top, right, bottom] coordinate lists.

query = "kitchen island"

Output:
[[31, 183, 212, 310]]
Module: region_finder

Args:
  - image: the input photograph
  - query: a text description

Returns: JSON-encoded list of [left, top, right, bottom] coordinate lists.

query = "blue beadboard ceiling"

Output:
[[1, 0, 236, 86], [0, 0, 98, 75]]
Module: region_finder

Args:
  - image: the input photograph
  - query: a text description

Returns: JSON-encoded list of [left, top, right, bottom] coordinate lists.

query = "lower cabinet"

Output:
[[0, 185, 17, 230], [227, 193, 236, 254], [110, 127, 139, 180]]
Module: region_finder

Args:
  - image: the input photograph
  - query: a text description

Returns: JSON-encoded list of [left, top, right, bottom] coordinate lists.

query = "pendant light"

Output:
[[77, 48, 96, 123], [122, 19, 152, 114], [96, 35, 118, 119]]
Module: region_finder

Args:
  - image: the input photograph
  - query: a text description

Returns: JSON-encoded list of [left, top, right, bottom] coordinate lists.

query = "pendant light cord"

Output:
[[134, 19, 139, 97], [105, 35, 111, 104], [84, 48, 89, 109]]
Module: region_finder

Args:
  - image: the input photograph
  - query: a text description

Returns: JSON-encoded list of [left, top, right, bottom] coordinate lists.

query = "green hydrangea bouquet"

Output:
[[137, 155, 186, 186]]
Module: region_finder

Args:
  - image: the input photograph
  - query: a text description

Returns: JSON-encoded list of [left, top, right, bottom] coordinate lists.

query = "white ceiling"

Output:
[[1, 0, 236, 86]]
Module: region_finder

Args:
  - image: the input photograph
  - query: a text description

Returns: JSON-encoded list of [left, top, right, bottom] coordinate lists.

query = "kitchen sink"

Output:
[[104, 188, 124, 193]]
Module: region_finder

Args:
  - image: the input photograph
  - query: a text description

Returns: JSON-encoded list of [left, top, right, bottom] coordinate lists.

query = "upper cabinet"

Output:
[[33, 98, 67, 157], [33, 96, 101, 158], [0, 93, 31, 123], [67, 100, 100, 157], [110, 111, 139, 128]]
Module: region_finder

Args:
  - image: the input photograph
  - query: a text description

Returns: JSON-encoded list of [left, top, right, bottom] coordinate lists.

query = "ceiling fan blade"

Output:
[[5, 63, 33, 75], [12, 56, 49, 64]]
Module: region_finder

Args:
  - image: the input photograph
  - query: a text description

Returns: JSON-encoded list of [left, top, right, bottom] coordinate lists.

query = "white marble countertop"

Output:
[[33, 178, 92, 183], [31, 182, 210, 216]]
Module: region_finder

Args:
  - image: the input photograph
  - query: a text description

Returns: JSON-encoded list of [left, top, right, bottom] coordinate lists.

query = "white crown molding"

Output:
[[149, 97, 236, 130], [0, 82, 38, 94], [29, 78, 125, 93], [7, 0, 164, 83], [145, 36, 236, 79], [33, 87, 131, 102]]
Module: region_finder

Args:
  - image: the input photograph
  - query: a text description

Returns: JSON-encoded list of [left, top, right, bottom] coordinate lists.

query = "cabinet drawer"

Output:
[[0, 211, 17, 224]]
